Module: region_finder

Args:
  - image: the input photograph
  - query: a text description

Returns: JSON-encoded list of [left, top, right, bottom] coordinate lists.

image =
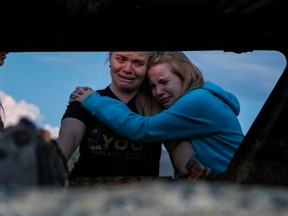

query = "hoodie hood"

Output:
[[201, 81, 240, 116]]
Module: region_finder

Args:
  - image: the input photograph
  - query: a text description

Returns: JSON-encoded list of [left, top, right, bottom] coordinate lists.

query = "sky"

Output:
[[0, 51, 286, 139]]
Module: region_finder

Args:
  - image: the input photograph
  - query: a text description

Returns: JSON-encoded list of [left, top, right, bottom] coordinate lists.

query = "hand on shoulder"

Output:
[[69, 86, 95, 104]]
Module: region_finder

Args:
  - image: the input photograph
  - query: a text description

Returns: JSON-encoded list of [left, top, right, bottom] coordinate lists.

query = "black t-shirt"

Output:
[[62, 86, 162, 178]]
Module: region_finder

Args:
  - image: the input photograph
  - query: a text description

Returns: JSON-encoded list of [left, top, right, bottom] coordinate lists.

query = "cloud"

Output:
[[0, 91, 42, 126], [0, 91, 59, 138], [185, 51, 284, 101], [43, 124, 59, 139]]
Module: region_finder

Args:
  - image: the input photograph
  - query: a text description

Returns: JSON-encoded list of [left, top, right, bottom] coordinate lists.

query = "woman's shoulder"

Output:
[[173, 88, 214, 112], [184, 86, 214, 99]]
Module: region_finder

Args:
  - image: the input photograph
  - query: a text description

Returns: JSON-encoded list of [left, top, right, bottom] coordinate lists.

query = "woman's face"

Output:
[[109, 52, 150, 93], [148, 62, 184, 108]]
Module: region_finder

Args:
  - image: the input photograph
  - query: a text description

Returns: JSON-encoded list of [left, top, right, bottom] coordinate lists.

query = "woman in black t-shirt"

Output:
[[57, 52, 163, 179]]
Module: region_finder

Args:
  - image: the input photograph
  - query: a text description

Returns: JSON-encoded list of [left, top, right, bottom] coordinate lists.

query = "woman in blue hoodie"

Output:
[[71, 51, 244, 177]]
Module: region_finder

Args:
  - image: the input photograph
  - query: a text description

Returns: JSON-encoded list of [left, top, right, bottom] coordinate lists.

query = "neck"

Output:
[[109, 85, 138, 104]]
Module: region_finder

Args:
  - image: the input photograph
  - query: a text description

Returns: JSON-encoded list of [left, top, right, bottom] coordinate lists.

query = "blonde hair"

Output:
[[136, 51, 205, 116], [134, 52, 162, 116], [150, 51, 204, 92]]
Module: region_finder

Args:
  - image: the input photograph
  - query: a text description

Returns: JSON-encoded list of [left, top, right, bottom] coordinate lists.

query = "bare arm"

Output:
[[165, 140, 210, 181], [56, 117, 86, 161]]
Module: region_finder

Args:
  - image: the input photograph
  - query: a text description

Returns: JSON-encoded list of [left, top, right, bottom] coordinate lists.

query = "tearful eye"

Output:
[[134, 62, 144, 67], [159, 80, 168, 85]]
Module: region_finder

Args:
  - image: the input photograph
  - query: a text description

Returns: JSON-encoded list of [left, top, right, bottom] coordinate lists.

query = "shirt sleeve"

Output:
[[82, 91, 224, 142]]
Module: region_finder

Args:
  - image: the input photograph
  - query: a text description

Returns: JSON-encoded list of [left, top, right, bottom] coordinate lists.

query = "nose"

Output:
[[123, 62, 133, 73], [156, 85, 165, 98]]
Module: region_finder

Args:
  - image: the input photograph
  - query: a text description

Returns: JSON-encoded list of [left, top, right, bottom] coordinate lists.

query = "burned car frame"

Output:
[[1, 0, 288, 186]]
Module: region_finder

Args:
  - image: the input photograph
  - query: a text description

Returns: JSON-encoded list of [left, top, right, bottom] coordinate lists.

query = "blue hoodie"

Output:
[[82, 81, 244, 176]]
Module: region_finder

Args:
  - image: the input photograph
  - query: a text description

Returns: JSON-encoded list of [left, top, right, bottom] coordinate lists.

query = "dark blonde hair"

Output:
[[135, 75, 162, 116], [149, 51, 204, 93], [137, 51, 205, 116], [133, 51, 162, 116]]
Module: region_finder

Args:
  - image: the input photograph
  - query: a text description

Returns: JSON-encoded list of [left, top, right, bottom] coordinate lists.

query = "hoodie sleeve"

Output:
[[81, 90, 228, 142]]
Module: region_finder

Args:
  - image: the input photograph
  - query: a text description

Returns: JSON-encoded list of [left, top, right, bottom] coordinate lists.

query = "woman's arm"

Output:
[[165, 140, 210, 181], [56, 118, 85, 160], [71, 87, 221, 142]]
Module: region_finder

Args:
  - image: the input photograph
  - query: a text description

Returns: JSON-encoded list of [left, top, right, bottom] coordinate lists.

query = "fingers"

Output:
[[77, 86, 93, 91], [69, 89, 81, 101], [81, 86, 92, 91], [70, 86, 93, 99], [69, 87, 82, 103], [68, 86, 94, 104], [204, 167, 211, 176], [69, 93, 78, 101], [184, 157, 211, 181], [187, 166, 209, 181], [186, 163, 205, 181]]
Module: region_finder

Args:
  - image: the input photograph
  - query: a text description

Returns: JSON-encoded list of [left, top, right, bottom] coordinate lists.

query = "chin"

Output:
[[162, 103, 171, 109]]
